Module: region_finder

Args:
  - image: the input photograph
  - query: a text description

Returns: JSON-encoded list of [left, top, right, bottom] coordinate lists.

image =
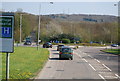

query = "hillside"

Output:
[[2, 12, 118, 43], [46, 14, 117, 22]]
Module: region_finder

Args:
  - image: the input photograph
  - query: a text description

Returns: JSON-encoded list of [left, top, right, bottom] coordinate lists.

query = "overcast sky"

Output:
[[1, 1, 119, 16]]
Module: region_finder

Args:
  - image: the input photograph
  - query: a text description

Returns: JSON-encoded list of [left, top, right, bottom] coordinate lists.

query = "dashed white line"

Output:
[[88, 55, 94, 58], [94, 59, 101, 63], [98, 74, 106, 81], [89, 64, 96, 71], [115, 74, 120, 78], [77, 53, 82, 58], [83, 53, 86, 55], [102, 64, 112, 71], [79, 55, 82, 58], [99, 72, 112, 74], [82, 59, 88, 62], [74, 52, 82, 58], [104, 76, 118, 78]]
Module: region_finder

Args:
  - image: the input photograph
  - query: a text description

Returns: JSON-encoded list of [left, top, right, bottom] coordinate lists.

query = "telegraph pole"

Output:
[[20, 14, 22, 44], [37, 4, 41, 50]]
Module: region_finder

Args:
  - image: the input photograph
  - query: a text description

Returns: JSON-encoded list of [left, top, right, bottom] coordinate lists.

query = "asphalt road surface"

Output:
[[36, 46, 120, 81]]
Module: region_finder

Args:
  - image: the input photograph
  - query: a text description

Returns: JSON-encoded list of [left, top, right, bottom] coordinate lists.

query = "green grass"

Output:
[[78, 43, 106, 46], [51, 43, 105, 46], [102, 49, 120, 55], [1, 46, 49, 79]]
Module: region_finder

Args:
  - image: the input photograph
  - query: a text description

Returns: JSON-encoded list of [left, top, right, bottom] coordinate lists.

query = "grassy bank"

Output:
[[102, 49, 120, 55], [2, 47, 49, 79], [51, 43, 105, 46]]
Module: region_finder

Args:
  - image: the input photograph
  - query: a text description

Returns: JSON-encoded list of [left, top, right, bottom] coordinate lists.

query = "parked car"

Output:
[[59, 46, 73, 60], [24, 41, 32, 45], [111, 44, 118, 47], [57, 44, 64, 51], [43, 42, 52, 48]]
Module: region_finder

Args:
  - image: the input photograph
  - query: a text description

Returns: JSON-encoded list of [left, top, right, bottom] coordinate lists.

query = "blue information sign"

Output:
[[0, 13, 14, 53], [2, 27, 12, 38], [0, 17, 13, 38]]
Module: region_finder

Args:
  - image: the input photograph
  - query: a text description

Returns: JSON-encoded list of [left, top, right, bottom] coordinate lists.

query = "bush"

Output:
[[61, 39, 70, 44]]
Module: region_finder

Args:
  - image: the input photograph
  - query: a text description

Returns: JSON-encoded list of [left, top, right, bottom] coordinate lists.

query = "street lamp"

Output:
[[20, 14, 22, 44], [37, 2, 53, 50], [37, 4, 41, 50], [19, 14, 29, 45]]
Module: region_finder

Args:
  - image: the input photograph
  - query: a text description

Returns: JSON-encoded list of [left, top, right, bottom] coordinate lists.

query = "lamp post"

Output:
[[20, 14, 29, 45], [37, 4, 41, 50], [37, 2, 53, 50], [20, 14, 22, 44]]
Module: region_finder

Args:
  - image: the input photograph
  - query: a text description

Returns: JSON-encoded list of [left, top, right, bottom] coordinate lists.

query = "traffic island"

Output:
[[101, 49, 120, 55]]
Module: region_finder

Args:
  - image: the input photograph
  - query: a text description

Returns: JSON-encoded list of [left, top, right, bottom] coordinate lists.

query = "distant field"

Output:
[[102, 49, 120, 55], [2, 47, 49, 79]]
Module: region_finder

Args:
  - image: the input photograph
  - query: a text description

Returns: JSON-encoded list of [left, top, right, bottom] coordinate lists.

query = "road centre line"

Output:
[[94, 59, 101, 63], [115, 74, 120, 78], [76, 51, 96, 71], [74, 52, 82, 58], [104, 76, 118, 78], [83, 53, 86, 54], [75, 51, 88, 63], [102, 64, 112, 71], [79, 55, 82, 58], [89, 64, 96, 71], [82, 59, 88, 62], [98, 74, 106, 81], [78, 50, 82, 53], [88, 55, 94, 58], [99, 72, 112, 74]]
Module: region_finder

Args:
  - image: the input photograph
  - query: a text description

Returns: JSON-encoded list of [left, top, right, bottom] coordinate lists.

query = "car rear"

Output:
[[43, 42, 52, 48], [59, 47, 73, 60], [47, 43, 52, 48]]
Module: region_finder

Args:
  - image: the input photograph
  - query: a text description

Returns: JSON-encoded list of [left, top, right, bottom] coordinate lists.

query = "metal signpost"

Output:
[[0, 13, 14, 80]]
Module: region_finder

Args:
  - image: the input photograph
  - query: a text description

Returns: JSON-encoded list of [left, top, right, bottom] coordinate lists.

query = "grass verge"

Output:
[[102, 49, 120, 55], [52, 43, 105, 46], [1, 46, 49, 79]]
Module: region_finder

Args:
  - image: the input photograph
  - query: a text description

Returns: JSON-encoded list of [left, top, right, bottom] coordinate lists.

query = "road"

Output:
[[35, 45, 120, 81]]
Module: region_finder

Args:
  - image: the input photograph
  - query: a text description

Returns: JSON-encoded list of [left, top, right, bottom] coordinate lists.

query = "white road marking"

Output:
[[102, 64, 112, 71], [115, 74, 120, 78], [74, 52, 82, 58], [99, 72, 112, 74], [94, 59, 101, 63], [83, 53, 86, 55], [82, 59, 88, 62], [79, 55, 82, 58], [104, 76, 118, 78], [98, 74, 106, 81], [89, 64, 96, 71], [88, 55, 94, 58]]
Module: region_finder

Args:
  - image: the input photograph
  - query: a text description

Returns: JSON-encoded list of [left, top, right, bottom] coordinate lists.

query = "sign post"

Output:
[[0, 13, 14, 80], [6, 53, 9, 80]]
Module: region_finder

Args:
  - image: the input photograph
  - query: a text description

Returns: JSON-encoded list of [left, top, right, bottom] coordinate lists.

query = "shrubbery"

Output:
[[61, 39, 70, 44]]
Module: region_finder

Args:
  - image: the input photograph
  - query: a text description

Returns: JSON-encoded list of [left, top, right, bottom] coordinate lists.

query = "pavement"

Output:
[[35, 46, 120, 81]]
